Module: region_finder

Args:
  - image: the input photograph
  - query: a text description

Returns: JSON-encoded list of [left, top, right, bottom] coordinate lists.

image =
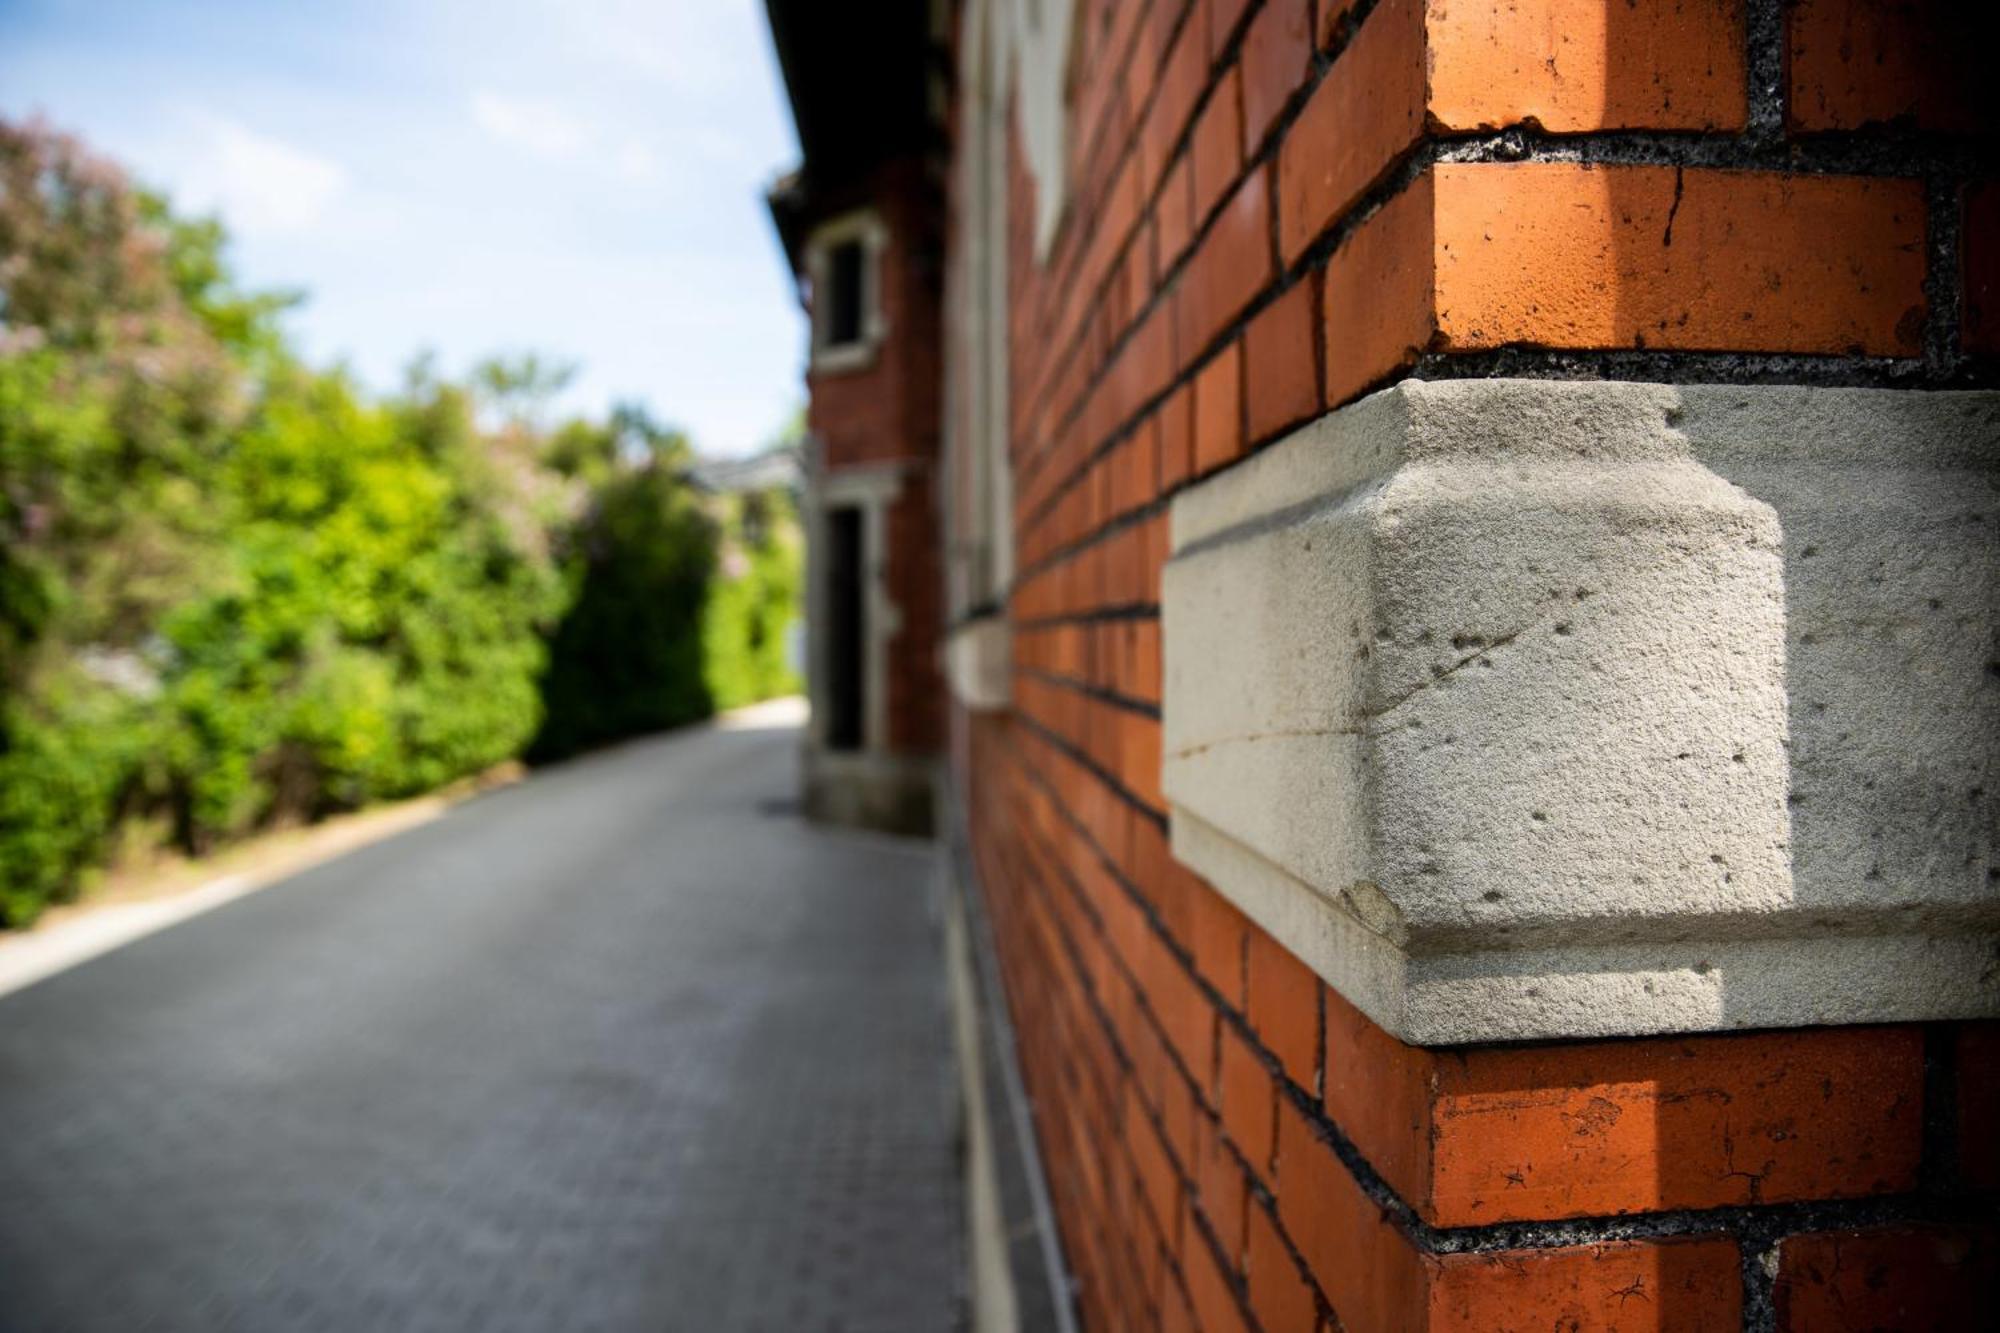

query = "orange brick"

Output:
[[1428, 0, 1746, 132], [1157, 154, 1195, 274], [1323, 169, 1437, 406], [1219, 1024, 1277, 1173], [1958, 1023, 2000, 1190], [1277, 0, 1424, 261], [1244, 278, 1321, 445], [1188, 879, 1248, 1008], [1787, 0, 1983, 133], [1323, 984, 1434, 1214], [1192, 66, 1244, 223], [1144, 0, 1209, 188], [1246, 927, 1319, 1092], [1185, 1225, 1253, 1333], [1157, 383, 1195, 490], [1209, 0, 1252, 56], [1428, 1026, 1925, 1226], [1193, 339, 1244, 475], [1177, 167, 1271, 361], [1774, 1226, 2000, 1333], [1128, 1086, 1185, 1243], [1428, 1237, 1742, 1333], [1432, 161, 1927, 357], [1246, 1201, 1318, 1333], [1195, 1115, 1250, 1264], [1242, 0, 1313, 154], [1966, 181, 2000, 362], [1275, 1095, 1426, 1333]]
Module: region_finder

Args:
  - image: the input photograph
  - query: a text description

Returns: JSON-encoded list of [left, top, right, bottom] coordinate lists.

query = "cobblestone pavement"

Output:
[[0, 711, 963, 1332]]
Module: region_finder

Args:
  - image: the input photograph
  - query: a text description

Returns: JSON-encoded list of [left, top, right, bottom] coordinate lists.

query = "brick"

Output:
[[1245, 927, 1319, 1092], [1157, 382, 1195, 490], [1788, 0, 1984, 134], [1431, 162, 1928, 358], [1177, 165, 1271, 363], [1144, 0, 1209, 188], [1156, 154, 1195, 275], [1127, 1086, 1185, 1246], [1243, 279, 1321, 445], [1274, 1096, 1426, 1333], [1428, 0, 1747, 133], [1208, 0, 1252, 56], [1958, 1023, 2000, 1190], [1322, 984, 1434, 1214], [1428, 1237, 1743, 1333], [1242, 0, 1312, 155], [1219, 1023, 1277, 1173], [1323, 169, 1437, 406], [1187, 878, 1248, 1007], [1246, 1201, 1317, 1333], [1966, 181, 2000, 362], [1774, 1226, 1999, 1333], [1194, 1115, 1250, 1264], [1277, 0, 1425, 261], [1184, 1224, 1253, 1333], [1192, 66, 1244, 224], [1193, 339, 1244, 475]]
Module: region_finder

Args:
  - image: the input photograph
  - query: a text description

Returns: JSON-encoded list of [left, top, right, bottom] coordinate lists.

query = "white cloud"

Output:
[[471, 90, 591, 158], [176, 112, 347, 236]]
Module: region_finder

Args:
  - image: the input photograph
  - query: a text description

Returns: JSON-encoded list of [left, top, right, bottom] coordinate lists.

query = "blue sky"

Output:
[[0, 0, 807, 456]]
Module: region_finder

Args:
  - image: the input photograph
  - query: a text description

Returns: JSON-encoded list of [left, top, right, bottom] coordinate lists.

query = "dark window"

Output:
[[824, 239, 866, 348], [824, 505, 866, 750]]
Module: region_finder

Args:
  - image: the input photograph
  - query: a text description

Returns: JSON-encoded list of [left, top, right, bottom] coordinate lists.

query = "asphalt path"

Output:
[[0, 709, 962, 1331]]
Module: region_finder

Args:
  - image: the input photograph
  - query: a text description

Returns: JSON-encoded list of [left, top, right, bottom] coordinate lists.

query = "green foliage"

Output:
[[0, 117, 794, 925], [530, 457, 718, 762], [703, 489, 803, 711]]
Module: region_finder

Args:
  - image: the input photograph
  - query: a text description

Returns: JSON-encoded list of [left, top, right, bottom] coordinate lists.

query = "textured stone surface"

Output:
[[1164, 378, 2000, 1042], [0, 719, 961, 1331]]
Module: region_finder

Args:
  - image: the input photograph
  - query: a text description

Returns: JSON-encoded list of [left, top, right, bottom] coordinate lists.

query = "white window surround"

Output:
[[804, 210, 890, 376], [806, 456, 909, 755], [1162, 378, 2000, 1046], [1007, 0, 1074, 260]]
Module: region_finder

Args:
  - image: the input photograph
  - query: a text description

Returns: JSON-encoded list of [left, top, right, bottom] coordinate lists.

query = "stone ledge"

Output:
[[1163, 378, 1999, 1044]]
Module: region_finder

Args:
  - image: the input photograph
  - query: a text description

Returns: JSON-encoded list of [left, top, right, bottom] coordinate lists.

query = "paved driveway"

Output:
[[0, 707, 962, 1332]]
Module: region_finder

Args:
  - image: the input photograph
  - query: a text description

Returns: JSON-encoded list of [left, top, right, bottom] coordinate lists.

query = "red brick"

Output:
[[1243, 279, 1321, 445], [1323, 984, 1434, 1215], [1958, 1022, 2000, 1190], [1187, 879, 1248, 1007], [1274, 1095, 1426, 1333], [1246, 1201, 1318, 1333], [1177, 166, 1272, 362], [1156, 154, 1195, 274], [1277, 0, 1425, 261], [1428, 0, 1747, 133], [1242, 0, 1312, 155], [1184, 1224, 1253, 1333], [1966, 181, 2000, 362], [1208, 0, 1252, 56], [1127, 1086, 1185, 1245], [1195, 1114, 1250, 1264], [1144, 0, 1209, 188], [1192, 65, 1244, 224], [1323, 169, 1437, 406], [1432, 162, 1928, 357], [1219, 1024, 1277, 1173], [1429, 1237, 1743, 1333], [1429, 1026, 1925, 1226], [1157, 383, 1195, 491], [1245, 927, 1319, 1092], [1788, 0, 1984, 133], [1193, 339, 1244, 475], [1775, 1226, 1999, 1333]]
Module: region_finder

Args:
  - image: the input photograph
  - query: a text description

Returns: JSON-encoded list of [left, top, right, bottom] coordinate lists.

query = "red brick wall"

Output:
[[961, 1, 1997, 1328], [806, 156, 946, 756]]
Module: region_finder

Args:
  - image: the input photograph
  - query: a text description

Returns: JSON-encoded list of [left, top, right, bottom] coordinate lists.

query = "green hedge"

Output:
[[0, 119, 802, 925]]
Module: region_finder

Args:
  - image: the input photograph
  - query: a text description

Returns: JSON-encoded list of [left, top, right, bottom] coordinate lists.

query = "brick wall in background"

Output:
[[963, 0, 1996, 1328]]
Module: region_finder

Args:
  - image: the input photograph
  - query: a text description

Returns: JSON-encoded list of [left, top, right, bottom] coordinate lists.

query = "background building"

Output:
[[767, 1, 1998, 1327]]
